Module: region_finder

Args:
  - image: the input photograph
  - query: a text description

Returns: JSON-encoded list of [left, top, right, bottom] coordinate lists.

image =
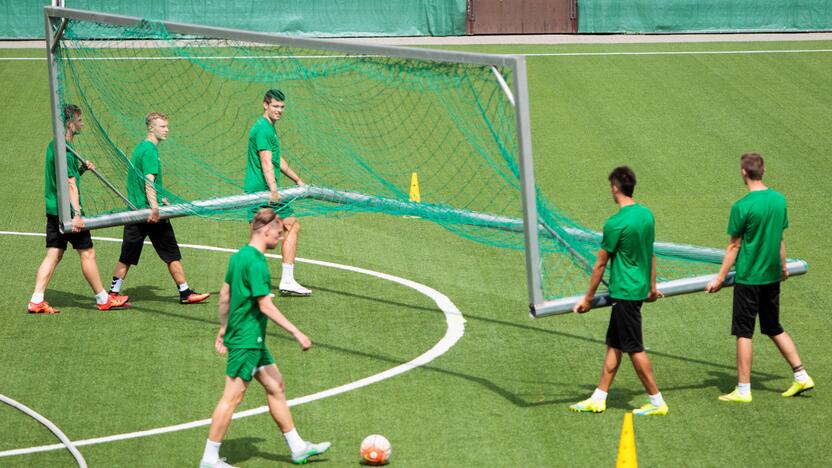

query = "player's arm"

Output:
[[144, 173, 160, 223], [67, 175, 85, 232], [257, 295, 311, 350], [646, 254, 663, 302], [573, 248, 610, 313], [705, 236, 742, 293], [215, 282, 230, 354], [780, 237, 788, 281], [258, 149, 280, 202], [279, 157, 304, 186]]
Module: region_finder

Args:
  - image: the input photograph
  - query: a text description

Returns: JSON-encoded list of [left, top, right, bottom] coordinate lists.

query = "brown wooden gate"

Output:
[[467, 0, 577, 34]]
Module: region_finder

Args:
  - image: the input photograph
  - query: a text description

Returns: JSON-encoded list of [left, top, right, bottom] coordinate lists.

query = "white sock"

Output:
[[590, 388, 608, 402], [283, 428, 306, 453], [794, 370, 809, 383], [201, 439, 221, 464], [95, 290, 109, 305], [31, 292, 44, 303], [649, 392, 665, 407], [281, 263, 295, 283], [737, 382, 751, 396], [178, 282, 190, 292], [110, 277, 123, 293]]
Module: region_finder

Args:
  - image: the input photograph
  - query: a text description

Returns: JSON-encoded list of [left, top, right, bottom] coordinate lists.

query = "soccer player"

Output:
[[705, 153, 814, 401], [570, 166, 667, 416], [28, 104, 129, 314], [200, 208, 330, 468], [108, 112, 209, 305], [244, 89, 310, 296]]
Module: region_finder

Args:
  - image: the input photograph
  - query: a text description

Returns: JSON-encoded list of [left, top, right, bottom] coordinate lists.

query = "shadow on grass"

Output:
[[44, 284, 787, 410], [222, 436, 331, 465]]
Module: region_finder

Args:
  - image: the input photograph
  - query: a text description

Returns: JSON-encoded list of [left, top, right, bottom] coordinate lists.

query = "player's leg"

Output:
[[30, 216, 69, 313], [77, 246, 125, 310], [150, 221, 209, 304], [110, 224, 144, 298], [613, 300, 667, 416], [757, 282, 815, 396], [278, 215, 311, 296], [598, 346, 623, 392], [201, 376, 250, 468], [721, 284, 756, 402], [254, 353, 330, 464]]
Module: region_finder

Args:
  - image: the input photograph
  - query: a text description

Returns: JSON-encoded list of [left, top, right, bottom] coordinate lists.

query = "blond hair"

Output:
[[251, 207, 280, 231], [145, 112, 168, 129]]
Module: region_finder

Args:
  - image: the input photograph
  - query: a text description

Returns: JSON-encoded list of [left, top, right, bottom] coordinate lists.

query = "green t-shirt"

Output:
[[601, 203, 655, 301], [127, 140, 163, 210], [244, 116, 280, 194], [44, 139, 83, 216], [727, 188, 788, 285], [223, 244, 272, 349]]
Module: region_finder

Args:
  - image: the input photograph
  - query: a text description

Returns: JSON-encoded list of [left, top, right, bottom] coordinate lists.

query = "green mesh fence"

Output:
[[51, 14, 726, 303]]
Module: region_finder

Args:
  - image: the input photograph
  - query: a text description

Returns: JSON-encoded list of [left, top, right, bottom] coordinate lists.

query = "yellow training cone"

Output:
[[409, 172, 421, 203], [616, 413, 637, 467]]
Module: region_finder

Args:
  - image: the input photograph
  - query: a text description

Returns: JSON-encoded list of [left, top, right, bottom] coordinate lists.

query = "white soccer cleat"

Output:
[[291, 441, 331, 464], [279, 280, 312, 296], [199, 458, 238, 468]]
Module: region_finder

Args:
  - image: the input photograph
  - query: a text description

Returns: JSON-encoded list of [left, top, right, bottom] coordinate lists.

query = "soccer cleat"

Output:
[[27, 301, 60, 314], [198, 458, 238, 468], [180, 289, 210, 304], [98, 294, 129, 311], [782, 376, 815, 397], [569, 398, 606, 413], [279, 280, 312, 296], [291, 441, 331, 464], [633, 402, 669, 416], [718, 388, 752, 403]]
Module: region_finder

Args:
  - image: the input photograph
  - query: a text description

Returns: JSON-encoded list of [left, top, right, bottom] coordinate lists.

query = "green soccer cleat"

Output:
[[291, 441, 331, 465], [633, 402, 669, 416], [718, 388, 752, 403], [782, 376, 815, 397], [569, 398, 606, 413]]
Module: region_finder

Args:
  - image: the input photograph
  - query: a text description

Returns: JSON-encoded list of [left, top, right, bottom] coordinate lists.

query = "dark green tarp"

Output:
[[1, 0, 466, 39]]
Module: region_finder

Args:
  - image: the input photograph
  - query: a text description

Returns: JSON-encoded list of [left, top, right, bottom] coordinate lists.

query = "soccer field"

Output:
[[1, 39, 831, 467]]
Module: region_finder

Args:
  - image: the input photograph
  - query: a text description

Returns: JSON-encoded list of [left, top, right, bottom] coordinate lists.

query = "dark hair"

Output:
[[608, 166, 637, 197], [62, 104, 81, 123], [263, 89, 286, 103], [251, 207, 280, 231], [740, 153, 765, 180]]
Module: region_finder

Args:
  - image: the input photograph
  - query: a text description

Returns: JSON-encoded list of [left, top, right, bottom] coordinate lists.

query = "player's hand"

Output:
[[84, 160, 96, 171], [705, 277, 723, 293], [71, 214, 84, 232], [148, 208, 160, 224], [161, 197, 169, 206], [296, 178, 305, 187], [269, 190, 281, 203], [646, 288, 663, 302], [215, 328, 227, 354], [573, 296, 592, 314], [294, 331, 311, 351], [781, 267, 789, 282]]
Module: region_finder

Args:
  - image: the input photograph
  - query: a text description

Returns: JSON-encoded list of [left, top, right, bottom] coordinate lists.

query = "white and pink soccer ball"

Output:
[[360, 434, 392, 465]]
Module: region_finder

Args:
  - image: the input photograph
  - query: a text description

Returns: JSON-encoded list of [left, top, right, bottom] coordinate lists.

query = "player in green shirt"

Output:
[[200, 208, 330, 468], [706, 153, 814, 401], [244, 89, 311, 296], [28, 104, 129, 314], [108, 112, 209, 305], [570, 166, 667, 416]]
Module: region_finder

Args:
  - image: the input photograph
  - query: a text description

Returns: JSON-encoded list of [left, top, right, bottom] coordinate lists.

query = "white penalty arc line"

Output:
[[0, 231, 465, 459], [0, 394, 87, 467], [2, 48, 832, 61]]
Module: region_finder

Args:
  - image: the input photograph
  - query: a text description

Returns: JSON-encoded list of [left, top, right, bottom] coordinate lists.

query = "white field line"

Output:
[[0, 231, 465, 459], [2, 48, 832, 61], [0, 394, 87, 467]]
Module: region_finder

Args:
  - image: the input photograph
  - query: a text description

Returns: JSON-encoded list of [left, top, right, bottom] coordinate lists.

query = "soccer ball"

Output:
[[360, 434, 391, 465]]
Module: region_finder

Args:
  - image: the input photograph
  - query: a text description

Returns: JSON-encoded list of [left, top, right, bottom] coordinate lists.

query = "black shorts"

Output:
[[118, 220, 182, 265], [732, 282, 783, 338], [45, 215, 93, 250], [606, 299, 645, 353]]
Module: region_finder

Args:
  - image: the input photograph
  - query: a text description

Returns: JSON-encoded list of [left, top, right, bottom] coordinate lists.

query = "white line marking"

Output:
[[0, 231, 465, 458], [2, 48, 832, 61], [0, 394, 87, 467]]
